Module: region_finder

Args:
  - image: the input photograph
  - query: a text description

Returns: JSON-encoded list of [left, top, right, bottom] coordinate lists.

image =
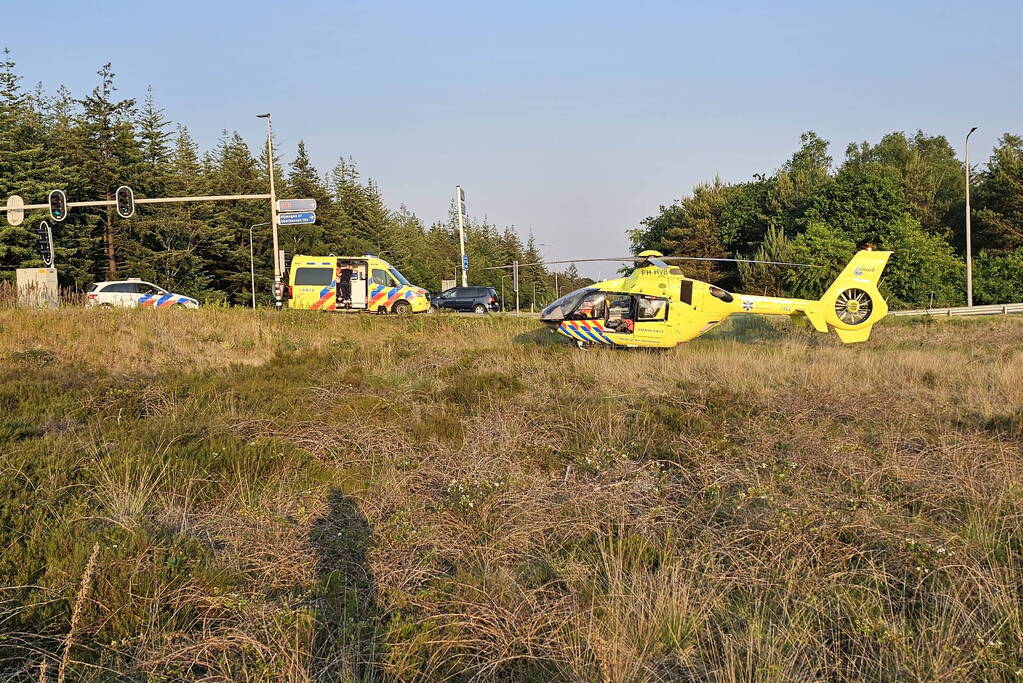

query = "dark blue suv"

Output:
[[431, 286, 501, 313]]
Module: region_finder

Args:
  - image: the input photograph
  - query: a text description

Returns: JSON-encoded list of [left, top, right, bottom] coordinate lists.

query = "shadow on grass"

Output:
[[513, 326, 571, 347], [702, 315, 789, 344], [515, 317, 794, 349], [309, 489, 384, 680]]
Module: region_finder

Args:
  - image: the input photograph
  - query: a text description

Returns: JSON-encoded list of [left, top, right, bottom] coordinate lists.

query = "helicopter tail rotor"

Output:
[[802, 250, 892, 343]]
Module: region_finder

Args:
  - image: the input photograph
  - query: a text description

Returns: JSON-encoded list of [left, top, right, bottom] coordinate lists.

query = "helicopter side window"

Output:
[[637, 295, 668, 321], [680, 280, 693, 305], [605, 293, 635, 334]]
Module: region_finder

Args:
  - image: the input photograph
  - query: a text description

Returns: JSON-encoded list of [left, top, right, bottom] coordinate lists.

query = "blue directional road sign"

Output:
[[277, 211, 316, 226], [462, 254, 469, 270]]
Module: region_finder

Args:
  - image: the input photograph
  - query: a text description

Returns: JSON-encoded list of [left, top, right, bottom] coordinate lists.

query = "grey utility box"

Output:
[[16, 268, 59, 308]]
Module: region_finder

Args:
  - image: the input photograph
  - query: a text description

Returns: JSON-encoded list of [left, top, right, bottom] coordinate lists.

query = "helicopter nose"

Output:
[[540, 304, 564, 322]]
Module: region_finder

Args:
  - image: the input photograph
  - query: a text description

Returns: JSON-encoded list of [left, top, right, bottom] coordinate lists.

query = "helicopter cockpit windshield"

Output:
[[540, 287, 598, 323]]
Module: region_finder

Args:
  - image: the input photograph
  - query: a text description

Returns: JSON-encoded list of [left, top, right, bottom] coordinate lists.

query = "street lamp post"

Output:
[[257, 113, 280, 309], [248, 222, 271, 309], [531, 280, 538, 312], [500, 272, 509, 312], [965, 126, 978, 307]]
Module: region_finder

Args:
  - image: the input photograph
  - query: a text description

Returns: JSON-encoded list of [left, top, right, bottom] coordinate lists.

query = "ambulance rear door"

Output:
[[338, 259, 369, 309]]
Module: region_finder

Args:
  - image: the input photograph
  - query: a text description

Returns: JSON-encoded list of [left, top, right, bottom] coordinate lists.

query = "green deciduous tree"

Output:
[[844, 131, 964, 238], [974, 134, 1023, 253], [629, 179, 729, 282], [973, 248, 1023, 304]]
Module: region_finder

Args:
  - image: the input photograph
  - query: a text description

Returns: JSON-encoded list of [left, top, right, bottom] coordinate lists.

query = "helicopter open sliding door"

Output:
[[598, 293, 672, 347]]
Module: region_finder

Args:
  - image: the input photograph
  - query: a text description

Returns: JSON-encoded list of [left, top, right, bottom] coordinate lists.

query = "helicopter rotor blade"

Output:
[[480, 256, 822, 270], [480, 257, 641, 271], [659, 256, 823, 268]]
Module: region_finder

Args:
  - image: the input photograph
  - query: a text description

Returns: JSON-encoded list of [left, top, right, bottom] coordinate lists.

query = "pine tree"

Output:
[[40, 84, 96, 287], [132, 126, 217, 295], [119, 86, 174, 282], [328, 157, 382, 255], [73, 63, 141, 279], [281, 141, 327, 253], [206, 131, 266, 302], [0, 49, 56, 275]]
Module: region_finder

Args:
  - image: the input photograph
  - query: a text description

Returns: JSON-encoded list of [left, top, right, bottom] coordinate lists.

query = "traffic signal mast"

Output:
[[4, 188, 273, 225]]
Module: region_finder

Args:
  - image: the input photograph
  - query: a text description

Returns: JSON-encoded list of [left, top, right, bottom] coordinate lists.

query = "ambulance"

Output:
[[287, 254, 431, 313]]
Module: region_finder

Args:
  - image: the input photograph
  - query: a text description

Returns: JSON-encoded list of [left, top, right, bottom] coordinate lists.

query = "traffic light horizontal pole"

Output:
[[135, 194, 272, 205], [3, 193, 272, 212]]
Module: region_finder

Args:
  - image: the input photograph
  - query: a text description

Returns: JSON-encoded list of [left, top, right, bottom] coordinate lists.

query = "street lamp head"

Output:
[[257, 113, 271, 119], [969, 126, 978, 133]]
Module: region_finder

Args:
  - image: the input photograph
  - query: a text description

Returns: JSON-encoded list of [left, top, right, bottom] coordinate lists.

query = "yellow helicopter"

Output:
[[497, 249, 891, 349]]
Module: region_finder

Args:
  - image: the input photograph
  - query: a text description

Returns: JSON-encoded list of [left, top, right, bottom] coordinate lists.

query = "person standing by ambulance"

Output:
[[337, 264, 354, 308]]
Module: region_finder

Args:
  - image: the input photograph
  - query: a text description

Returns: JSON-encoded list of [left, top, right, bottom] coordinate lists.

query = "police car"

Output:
[[86, 278, 199, 309]]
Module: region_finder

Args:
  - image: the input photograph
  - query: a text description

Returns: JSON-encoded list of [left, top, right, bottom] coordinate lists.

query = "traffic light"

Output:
[[115, 185, 135, 218], [48, 190, 67, 222], [35, 221, 53, 266]]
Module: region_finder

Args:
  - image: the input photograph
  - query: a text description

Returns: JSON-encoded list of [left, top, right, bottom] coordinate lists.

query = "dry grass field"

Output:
[[1, 307, 1022, 681]]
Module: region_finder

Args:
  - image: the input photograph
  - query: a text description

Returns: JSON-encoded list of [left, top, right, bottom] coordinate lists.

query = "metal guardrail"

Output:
[[891, 302, 1023, 317]]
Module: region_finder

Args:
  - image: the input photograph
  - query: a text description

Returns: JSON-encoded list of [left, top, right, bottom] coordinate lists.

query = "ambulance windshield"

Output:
[[388, 267, 411, 286]]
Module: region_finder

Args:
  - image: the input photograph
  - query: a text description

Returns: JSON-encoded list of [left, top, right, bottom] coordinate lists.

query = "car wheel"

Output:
[[473, 303, 488, 314], [392, 300, 412, 315], [98, 303, 114, 309]]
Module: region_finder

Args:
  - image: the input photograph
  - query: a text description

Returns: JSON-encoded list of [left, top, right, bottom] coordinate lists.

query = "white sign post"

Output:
[[513, 260, 519, 313], [455, 186, 468, 287]]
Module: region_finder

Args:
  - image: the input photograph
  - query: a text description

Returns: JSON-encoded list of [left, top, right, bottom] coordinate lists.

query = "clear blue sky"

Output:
[[5, 0, 1022, 277]]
